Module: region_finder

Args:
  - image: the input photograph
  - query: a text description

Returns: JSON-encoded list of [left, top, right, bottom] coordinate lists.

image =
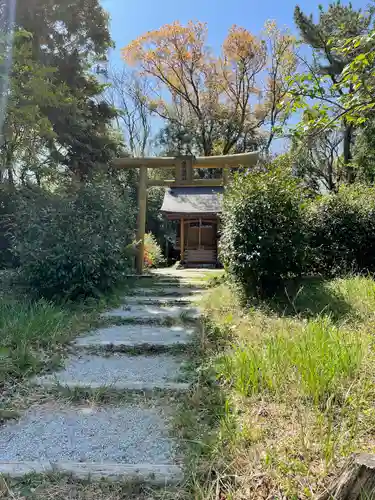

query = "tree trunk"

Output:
[[7, 167, 14, 185], [317, 454, 375, 500], [35, 171, 41, 187], [343, 122, 354, 183], [327, 151, 334, 192]]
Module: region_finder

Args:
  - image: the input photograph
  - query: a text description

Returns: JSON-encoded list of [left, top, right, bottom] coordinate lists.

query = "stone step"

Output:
[[102, 304, 199, 321], [122, 295, 195, 305], [0, 462, 182, 485], [140, 281, 206, 288], [132, 287, 204, 297], [0, 401, 182, 485], [74, 324, 194, 350], [151, 271, 208, 278], [34, 353, 189, 392]]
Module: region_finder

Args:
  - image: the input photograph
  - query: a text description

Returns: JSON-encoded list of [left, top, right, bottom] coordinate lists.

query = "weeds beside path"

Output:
[[0, 272, 133, 398], [178, 275, 375, 499]]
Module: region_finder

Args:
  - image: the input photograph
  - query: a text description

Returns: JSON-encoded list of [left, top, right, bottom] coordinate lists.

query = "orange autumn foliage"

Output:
[[122, 21, 266, 155], [122, 20, 296, 155]]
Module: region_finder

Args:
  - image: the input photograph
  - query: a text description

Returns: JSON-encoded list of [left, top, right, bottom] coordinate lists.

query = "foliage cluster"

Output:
[[0, 0, 119, 184], [220, 167, 375, 297], [11, 180, 136, 300], [144, 232, 164, 268], [220, 166, 306, 295], [0, 185, 19, 268], [307, 185, 375, 277]]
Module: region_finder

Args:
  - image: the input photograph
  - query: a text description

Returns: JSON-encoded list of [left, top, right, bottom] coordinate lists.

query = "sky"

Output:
[[101, 0, 370, 66], [100, 0, 370, 153]]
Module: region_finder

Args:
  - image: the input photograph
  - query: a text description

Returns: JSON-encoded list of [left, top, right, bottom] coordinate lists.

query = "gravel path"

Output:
[[0, 402, 176, 464], [35, 353, 186, 388]]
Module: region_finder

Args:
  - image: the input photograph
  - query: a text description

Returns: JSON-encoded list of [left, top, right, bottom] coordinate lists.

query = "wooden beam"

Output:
[[194, 151, 259, 168], [165, 213, 220, 220], [147, 179, 175, 187], [180, 217, 185, 263], [113, 152, 259, 170], [136, 166, 148, 274], [147, 179, 224, 187], [113, 157, 177, 168]]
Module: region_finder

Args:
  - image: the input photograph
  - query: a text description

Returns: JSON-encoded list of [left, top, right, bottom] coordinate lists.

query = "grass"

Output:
[[0, 473, 167, 499], [0, 277, 134, 389], [218, 316, 364, 404], [173, 275, 375, 499]]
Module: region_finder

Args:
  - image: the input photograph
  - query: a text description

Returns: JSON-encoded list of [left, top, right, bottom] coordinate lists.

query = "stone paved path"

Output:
[[0, 269, 207, 486]]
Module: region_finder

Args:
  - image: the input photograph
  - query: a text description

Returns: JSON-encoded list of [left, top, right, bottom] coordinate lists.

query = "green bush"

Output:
[[144, 232, 164, 268], [0, 185, 19, 269], [306, 185, 375, 276], [220, 167, 306, 297], [13, 180, 136, 300]]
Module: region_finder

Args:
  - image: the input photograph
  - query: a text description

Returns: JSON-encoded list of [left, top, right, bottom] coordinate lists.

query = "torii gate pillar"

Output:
[[136, 165, 147, 274]]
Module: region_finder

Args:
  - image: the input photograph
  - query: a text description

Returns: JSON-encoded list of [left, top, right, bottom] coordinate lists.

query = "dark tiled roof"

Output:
[[161, 186, 224, 214]]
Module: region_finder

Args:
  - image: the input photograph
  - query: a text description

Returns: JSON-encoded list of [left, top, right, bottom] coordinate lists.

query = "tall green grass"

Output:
[[217, 316, 365, 404], [0, 299, 78, 381], [178, 275, 375, 499]]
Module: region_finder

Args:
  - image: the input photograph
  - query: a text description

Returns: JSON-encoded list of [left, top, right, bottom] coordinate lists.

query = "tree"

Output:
[[0, 0, 16, 142], [261, 21, 297, 153], [291, 128, 342, 192], [337, 28, 375, 124], [0, 30, 69, 184], [12, 0, 118, 180], [353, 119, 375, 183], [292, 2, 373, 180], [123, 21, 266, 156], [105, 66, 152, 157]]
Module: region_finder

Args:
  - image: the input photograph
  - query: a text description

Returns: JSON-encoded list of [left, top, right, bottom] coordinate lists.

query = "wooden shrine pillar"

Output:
[[136, 165, 148, 274], [223, 167, 229, 185], [180, 217, 185, 262]]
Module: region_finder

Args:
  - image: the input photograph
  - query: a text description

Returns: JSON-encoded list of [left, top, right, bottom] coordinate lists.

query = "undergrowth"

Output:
[[176, 275, 375, 499], [0, 275, 133, 388]]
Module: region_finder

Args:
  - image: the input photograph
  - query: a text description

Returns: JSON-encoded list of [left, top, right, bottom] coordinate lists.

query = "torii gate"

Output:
[[113, 151, 259, 274]]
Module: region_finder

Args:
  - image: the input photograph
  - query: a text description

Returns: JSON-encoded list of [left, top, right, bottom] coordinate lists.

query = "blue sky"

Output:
[[101, 0, 370, 65], [100, 0, 369, 153]]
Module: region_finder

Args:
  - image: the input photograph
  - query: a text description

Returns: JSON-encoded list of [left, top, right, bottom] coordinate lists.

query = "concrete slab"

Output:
[[122, 295, 196, 305], [121, 287, 203, 297], [74, 324, 194, 348], [151, 270, 209, 278], [0, 461, 183, 485], [0, 401, 182, 484], [136, 282, 205, 288], [102, 304, 199, 320], [34, 354, 188, 391]]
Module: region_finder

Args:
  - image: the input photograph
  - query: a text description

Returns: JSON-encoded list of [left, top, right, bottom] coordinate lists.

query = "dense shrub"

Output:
[[13, 180, 136, 300], [0, 185, 19, 268], [144, 232, 164, 268], [306, 185, 375, 276], [220, 167, 307, 297]]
